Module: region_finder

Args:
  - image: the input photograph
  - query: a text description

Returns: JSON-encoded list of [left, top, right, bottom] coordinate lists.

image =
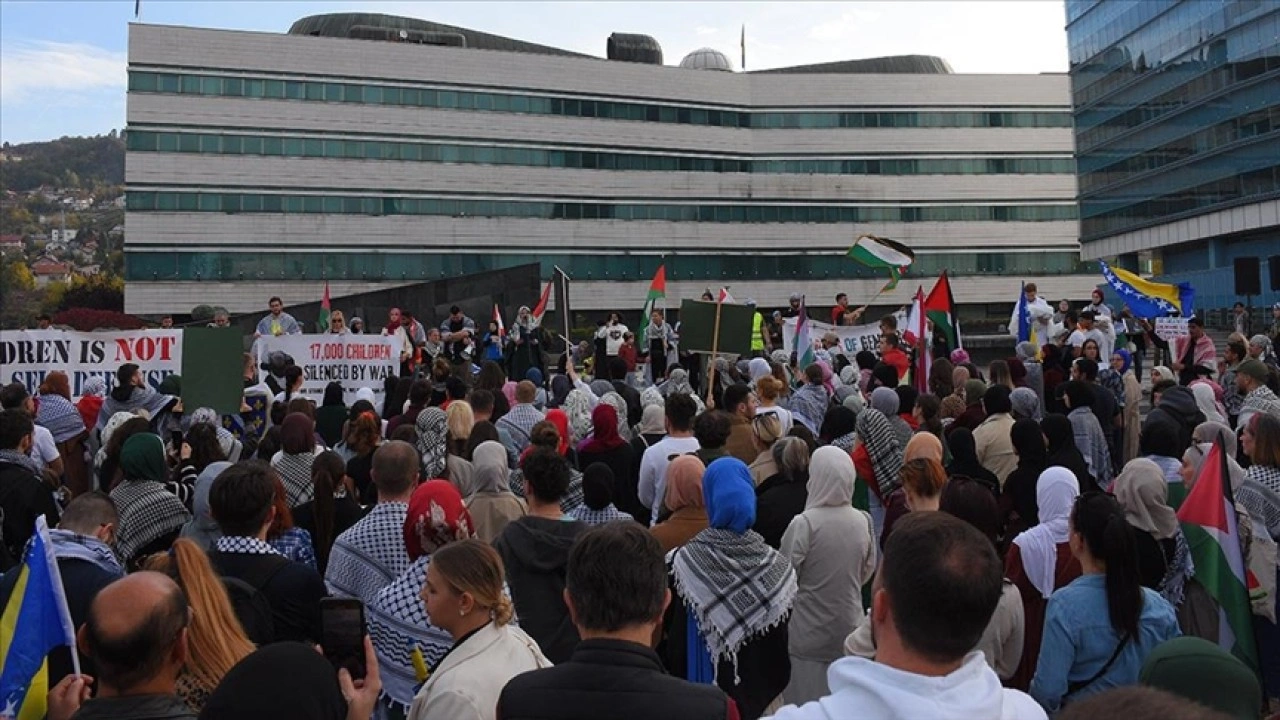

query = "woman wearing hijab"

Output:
[[568, 463, 634, 525], [852, 408, 904, 539], [870, 387, 913, 452], [601, 391, 634, 443], [271, 413, 319, 508], [314, 382, 347, 448], [818, 406, 857, 454], [548, 374, 572, 410], [562, 388, 596, 446], [1011, 387, 1042, 422], [1005, 467, 1083, 691], [1112, 349, 1143, 463], [109, 433, 192, 566], [748, 413, 784, 488], [664, 457, 796, 720], [1041, 345, 1068, 414], [76, 376, 107, 436], [1016, 341, 1045, 403], [651, 455, 709, 552], [1043, 413, 1098, 494], [199, 642, 359, 720], [466, 441, 526, 543], [1001, 419, 1049, 539], [779, 446, 876, 704], [416, 406, 449, 480], [408, 540, 550, 720], [1114, 458, 1194, 608], [577, 403, 638, 512], [945, 427, 1000, 493], [939, 365, 969, 420], [180, 461, 231, 551], [790, 365, 831, 435], [754, 436, 811, 549], [637, 403, 667, 447], [1190, 383, 1227, 426], [947, 379, 989, 436], [368, 480, 476, 715]]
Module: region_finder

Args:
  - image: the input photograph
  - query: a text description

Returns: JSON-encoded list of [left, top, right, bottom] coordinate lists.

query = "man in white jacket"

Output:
[[765, 513, 1045, 720], [1009, 282, 1054, 345]]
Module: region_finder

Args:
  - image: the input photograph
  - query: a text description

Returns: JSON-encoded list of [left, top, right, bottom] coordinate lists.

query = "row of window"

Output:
[[1081, 160, 1280, 239], [126, 70, 1073, 130], [125, 191, 1079, 223], [123, 249, 1095, 282], [1078, 103, 1279, 192], [124, 129, 1076, 176], [1070, 1, 1275, 106]]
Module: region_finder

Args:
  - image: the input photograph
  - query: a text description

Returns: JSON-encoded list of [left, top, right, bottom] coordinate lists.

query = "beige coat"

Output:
[[973, 412, 1017, 487], [749, 449, 779, 486], [1122, 371, 1142, 463], [467, 493, 527, 544], [408, 622, 550, 720]]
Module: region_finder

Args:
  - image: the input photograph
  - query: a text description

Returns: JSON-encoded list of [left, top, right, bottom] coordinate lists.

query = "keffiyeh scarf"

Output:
[[273, 452, 316, 508], [670, 528, 796, 682], [110, 480, 191, 562], [48, 529, 124, 577], [368, 557, 454, 710], [1242, 387, 1280, 424], [857, 409, 904, 496], [568, 504, 633, 526], [36, 393, 86, 443], [415, 408, 448, 478], [96, 386, 174, 430], [789, 383, 829, 434], [0, 448, 40, 475]]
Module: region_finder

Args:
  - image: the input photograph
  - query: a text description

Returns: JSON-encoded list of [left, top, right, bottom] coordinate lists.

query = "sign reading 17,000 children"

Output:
[[255, 335, 399, 404]]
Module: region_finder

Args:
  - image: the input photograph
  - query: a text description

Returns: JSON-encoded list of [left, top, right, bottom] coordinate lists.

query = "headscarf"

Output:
[[526, 367, 544, 387], [1191, 383, 1227, 425], [181, 461, 232, 550], [665, 455, 706, 510], [81, 377, 107, 397], [840, 390, 865, 414], [663, 368, 695, 396], [579, 403, 626, 454], [1012, 467, 1080, 598], [807, 446, 856, 508], [1011, 387, 1042, 421], [748, 358, 771, 383], [789, 382, 830, 434], [1114, 348, 1133, 374], [415, 407, 448, 478], [1114, 458, 1178, 539], [870, 386, 899, 416], [502, 380, 518, 408], [641, 385, 665, 409], [964, 379, 987, 405], [563, 389, 594, 444], [819, 405, 858, 449], [471, 441, 512, 494], [602, 391, 633, 441], [856, 409, 904, 496], [404, 480, 474, 560], [671, 457, 797, 679], [945, 427, 998, 492], [1016, 342, 1039, 362], [1007, 357, 1028, 387], [816, 361, 836, 394], [199, 642, 347, 720], [838, 365, 859, 388], [544, 409, 571, 455], [1140, 637, 1263, 720], [354, 386, 379, 417], [590, 379, 614, 398], [770, 349, 791, 367], [120, 432, 167, 483], [950, 348, 971, 366], [1043, 413, 1094, 491], [35, 392, 85, 443], [1193, 421, 1239, 458], [100, 411, 136, 450], [1150, 366, 1175, 384], [640, 404, 666, 437], [549, 374, 572, 408], [903, 432, 943, 463]]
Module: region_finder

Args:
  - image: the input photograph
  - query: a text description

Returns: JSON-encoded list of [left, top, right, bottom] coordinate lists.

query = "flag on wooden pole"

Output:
[[639, 264, 666, 346], [316, 281, 331, 332], [530, 277, 553, 327], [492, 303, 506, 338]]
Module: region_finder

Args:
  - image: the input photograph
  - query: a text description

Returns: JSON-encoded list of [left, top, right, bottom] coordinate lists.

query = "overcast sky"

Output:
[[0, 1, 1070, 144]]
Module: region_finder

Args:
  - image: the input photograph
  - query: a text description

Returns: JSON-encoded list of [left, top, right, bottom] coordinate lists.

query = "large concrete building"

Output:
[[1067, 0, 1280, 310], [124, 15, 1095, 317]]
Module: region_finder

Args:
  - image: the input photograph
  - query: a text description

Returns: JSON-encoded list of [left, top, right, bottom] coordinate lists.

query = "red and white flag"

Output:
[[903, 285, 930, 393], [717, 287, 735, 304], [492, 303, 506, 337], [530, 278, 553, 326]]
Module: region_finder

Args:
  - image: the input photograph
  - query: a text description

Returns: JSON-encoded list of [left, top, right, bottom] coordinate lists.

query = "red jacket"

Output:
[[882, 348, 910, 380]]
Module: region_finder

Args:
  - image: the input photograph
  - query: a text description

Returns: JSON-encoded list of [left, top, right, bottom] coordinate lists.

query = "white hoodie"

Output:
[[765, 652, 1046, 720]]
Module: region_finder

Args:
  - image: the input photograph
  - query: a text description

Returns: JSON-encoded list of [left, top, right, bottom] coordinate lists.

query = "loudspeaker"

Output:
[[1235, 256, 1261, 296], [1270, 255, 1280, 291]]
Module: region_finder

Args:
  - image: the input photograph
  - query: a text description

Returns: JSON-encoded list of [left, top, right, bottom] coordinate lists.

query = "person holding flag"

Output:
[[509, 305, 545, 381], [482, 305, 507, 366], [639, 265, 673, 381], [1011, 282, 1052, 347]]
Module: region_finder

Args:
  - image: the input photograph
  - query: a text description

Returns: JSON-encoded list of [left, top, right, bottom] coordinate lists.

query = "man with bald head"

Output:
[[50, 571, 195, 719], [325, 440, 419, 604]]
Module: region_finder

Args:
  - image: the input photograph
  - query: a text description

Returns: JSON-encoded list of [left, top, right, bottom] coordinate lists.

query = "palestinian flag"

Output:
[[1177, 436, 1258, 671], [848, 234, 914, 291], [793, 295, 815, 369], [639, 264, 666, 345], [316, 281, 331, 332], [530, 277, 553, 327], [924, 271, 960, 350]]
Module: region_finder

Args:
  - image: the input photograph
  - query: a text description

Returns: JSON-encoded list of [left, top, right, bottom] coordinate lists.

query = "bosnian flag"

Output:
[[793, 295, 815, 369], [1177, 436, 1258, 671], [848, 234, 914, 292], [530, 278, 553, 327], [492, 303, 506, 338]]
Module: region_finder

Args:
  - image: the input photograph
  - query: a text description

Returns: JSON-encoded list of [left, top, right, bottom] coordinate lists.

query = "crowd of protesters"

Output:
[[2, 290, 1280, 720]]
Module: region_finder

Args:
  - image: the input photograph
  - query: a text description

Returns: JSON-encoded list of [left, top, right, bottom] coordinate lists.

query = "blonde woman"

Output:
[[326, 309, 348, 335], [445, 400, 475, 458], [143, 538, 255, 712], [409, 539, 549, 720]]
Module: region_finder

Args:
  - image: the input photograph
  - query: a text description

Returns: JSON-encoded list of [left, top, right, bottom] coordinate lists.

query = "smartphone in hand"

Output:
[[320, 598, 367, 680]]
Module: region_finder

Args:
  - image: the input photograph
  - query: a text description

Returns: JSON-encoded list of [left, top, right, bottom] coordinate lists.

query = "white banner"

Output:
[[782, 317, 882, 358], [1154, 317, 1190, 342], [255, 335, 399, 405], [0, 329, 183, 400]]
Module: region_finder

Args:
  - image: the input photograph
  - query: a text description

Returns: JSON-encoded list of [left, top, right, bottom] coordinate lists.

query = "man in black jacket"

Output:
[[206, 461, 326, 644], [0, 408, 60, 566], [498, 522, 738, 720]]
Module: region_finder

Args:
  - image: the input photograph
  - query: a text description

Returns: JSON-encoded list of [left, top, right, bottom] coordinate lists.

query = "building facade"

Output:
[[124, 18, 1093, 316], [1068, 0, 1280, 310]]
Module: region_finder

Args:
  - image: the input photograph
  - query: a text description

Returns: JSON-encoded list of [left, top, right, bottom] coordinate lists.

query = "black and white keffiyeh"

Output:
[[1242, 387, 1280, 425], [272, 452, 315, 508], [415, 408, 448, 478], [214, 535, 281, 556], [568, 504, 633, 526], [857, 409, 905, 496], [0, 449, 40, 476], [110, 480, 191, 562], [669, 528, 796, 681], [325, 502, 411, 603], [36, 393, 85, 443], [367, 556, 453, 710]]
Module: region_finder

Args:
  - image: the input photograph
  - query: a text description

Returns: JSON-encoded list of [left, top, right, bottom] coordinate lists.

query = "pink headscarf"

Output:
[[816, 361, 836, 394], [501, 380, 518, 408], [950, 348, 971, 366]]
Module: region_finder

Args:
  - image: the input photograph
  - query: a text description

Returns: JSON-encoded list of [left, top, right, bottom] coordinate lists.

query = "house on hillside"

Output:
[[50, 229, 78, 244], [0, 234, 23, 257], [31, 258, 72, 288]]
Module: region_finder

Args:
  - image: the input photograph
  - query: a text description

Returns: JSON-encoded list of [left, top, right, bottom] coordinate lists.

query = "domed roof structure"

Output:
[[679, 47, 733, 71]]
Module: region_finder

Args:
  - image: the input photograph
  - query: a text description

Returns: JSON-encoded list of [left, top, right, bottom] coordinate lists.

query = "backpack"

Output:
[[208, 551, 289, 645]]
